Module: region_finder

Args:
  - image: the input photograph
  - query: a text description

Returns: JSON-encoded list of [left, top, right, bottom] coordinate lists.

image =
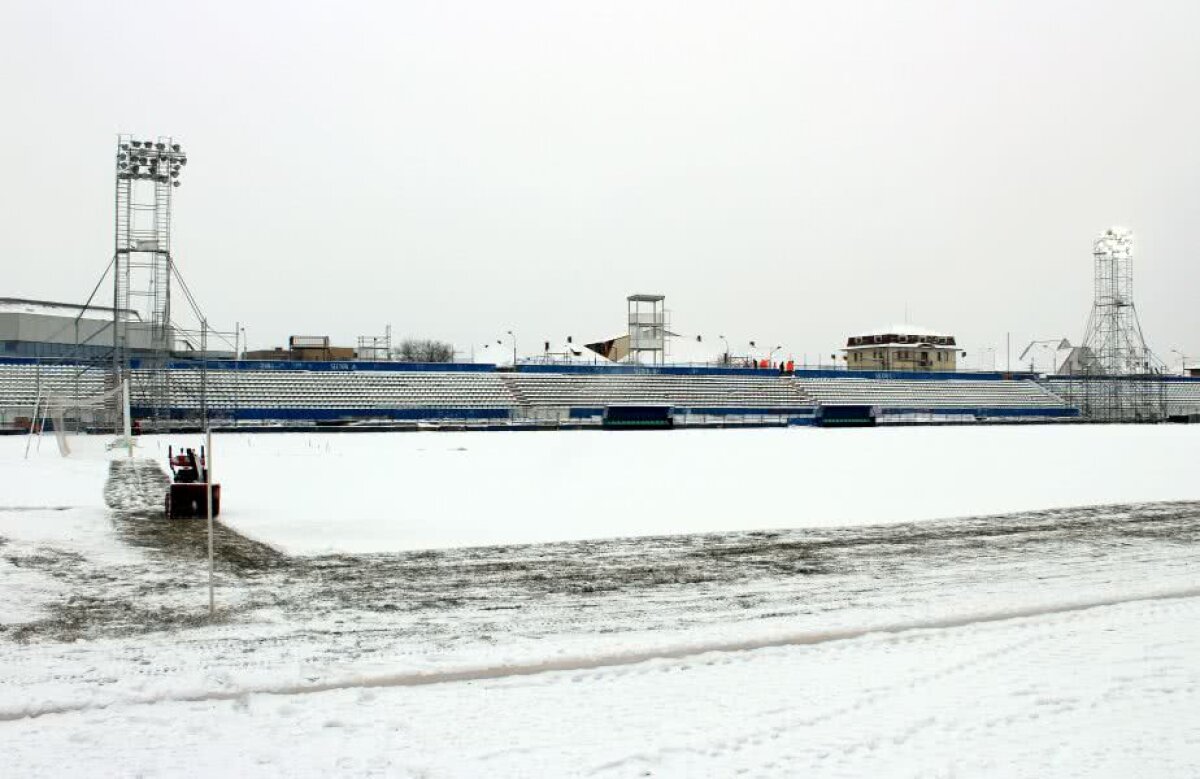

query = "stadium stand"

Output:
[[0, 363, 106, 415], [502, 373, 815, 410], [145, 368, 520, 421], [1165, 381, 1200, 416], [0, 359, 1105, 428], [795, 375, 1076, 419], [1042, 377, 1200, 419]]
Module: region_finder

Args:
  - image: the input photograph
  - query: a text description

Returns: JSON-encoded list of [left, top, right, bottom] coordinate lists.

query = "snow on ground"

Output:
[[5, 593, 1199, 777], [2, 426, 1200, 775], [195, 424, 1200, 554]]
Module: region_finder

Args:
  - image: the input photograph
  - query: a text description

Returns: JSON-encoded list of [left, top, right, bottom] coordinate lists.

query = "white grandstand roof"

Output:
[[0, 297, 139, 321]]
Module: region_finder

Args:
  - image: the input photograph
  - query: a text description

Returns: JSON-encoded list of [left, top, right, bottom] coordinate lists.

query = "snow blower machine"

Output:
[[165, 445, 221, 519]]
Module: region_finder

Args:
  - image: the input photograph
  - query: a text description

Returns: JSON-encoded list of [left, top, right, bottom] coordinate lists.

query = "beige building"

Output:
[[844, 325, 959, 372]]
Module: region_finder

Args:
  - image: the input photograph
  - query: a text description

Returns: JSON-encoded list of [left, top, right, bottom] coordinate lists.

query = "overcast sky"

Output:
[[2, 0, 1198, 368]]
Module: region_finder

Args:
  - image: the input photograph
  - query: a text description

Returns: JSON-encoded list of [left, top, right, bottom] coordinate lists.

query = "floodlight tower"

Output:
[[113, 135, 187, 428], [1074, 227, 1165, 422], [1081, 227, 1151, 374]]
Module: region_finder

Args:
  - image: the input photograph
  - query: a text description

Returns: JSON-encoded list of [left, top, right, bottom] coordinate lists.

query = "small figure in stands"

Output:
[[165, 445, 221, 519]]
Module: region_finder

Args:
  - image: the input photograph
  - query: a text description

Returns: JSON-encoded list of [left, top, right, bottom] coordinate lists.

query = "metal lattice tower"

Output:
[[113, 135, 187, 428]]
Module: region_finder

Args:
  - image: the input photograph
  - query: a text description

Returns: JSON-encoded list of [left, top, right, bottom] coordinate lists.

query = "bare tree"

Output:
[[395, 338, 455, 363]]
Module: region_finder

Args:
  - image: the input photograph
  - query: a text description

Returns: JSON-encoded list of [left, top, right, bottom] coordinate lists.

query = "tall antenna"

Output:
[[113, 135, 187, 430]]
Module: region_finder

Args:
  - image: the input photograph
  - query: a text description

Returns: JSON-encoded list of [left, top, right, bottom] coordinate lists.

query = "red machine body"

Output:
[[165, 445, 221, 519]]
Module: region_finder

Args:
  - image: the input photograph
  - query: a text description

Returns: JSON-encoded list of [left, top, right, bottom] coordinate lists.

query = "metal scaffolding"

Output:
[[357, 326, 393, 361]]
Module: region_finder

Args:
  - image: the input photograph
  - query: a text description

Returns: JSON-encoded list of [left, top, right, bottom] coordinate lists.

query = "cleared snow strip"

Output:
[[103, 458, 169, 513], [5, 584, 1198, 722]]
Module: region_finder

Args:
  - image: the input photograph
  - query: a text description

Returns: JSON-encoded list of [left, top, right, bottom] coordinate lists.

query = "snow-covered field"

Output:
[[2, 426, 1199, 776], [195, 425, 1196, 552]]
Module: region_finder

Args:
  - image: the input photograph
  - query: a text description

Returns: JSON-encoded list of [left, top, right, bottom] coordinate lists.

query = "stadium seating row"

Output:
[[502, 374, 815, 409], [795, 377, 1070, 410], [16, 362, 1200, 423]]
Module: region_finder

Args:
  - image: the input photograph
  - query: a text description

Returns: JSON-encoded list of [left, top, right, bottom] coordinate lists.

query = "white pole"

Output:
[[24, 394, 40, 459], [206, 426, 215, 618], [122, 378, 133, 458], [35, 399, 50, 453], [25, 364, 44, 460]]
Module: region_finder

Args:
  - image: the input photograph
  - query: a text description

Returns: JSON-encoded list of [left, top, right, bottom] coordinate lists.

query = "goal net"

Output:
[[40, 381, 127, 457]]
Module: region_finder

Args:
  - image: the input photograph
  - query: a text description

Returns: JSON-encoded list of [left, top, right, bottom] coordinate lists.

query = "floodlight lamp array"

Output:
[[116, 139, 187, 186]]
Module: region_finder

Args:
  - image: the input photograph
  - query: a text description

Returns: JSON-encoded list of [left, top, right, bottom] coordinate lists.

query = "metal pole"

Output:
[[206, 426, 215, 618]]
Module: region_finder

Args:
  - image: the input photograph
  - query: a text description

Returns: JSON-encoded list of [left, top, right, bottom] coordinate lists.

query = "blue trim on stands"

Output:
[[876, 406, 1080, 418], [132, 407, 511, 422], [676, 406, 816, 416], [516, 363, 1040, 380], [149, 359, 499, 373], [568, 406, 816, 419], [516, 363, 777, 377], [791, 368, 1038, 381], [0, 356, 498, 372]]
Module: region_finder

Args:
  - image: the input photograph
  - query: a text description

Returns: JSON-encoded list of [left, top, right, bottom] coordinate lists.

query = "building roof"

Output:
[[845, 324, 957, 349], [0, 297, 140, 321], [627, 294, 665, 302], [854, 323, 948, 338]]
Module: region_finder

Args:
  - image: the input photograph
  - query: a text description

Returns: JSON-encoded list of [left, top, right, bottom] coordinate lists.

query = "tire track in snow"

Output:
[[4, 584, 1198, 722]]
